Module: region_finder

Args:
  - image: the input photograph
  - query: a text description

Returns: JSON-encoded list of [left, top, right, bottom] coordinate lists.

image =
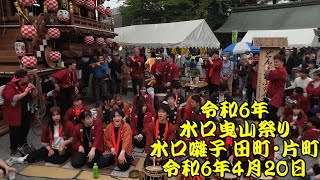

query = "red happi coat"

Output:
[[150, 62, 165, 89], [266, 66, 287, 108], [301, 126, 320, 141], [50, 68, 78, 89], [291, 94, 310, 113], [130, 56, 145, 80], [161, 62, 179, 85], [130, 112, 153, 135], [133, 94, 153, 107], [72, 120, 104, 152], [287, 111, 307, 129], [306, 80, 320, 105], [131, 103, 156, 119], [205, 59, 222, 85], [104, 122, 133, 156], [64, 105, 91, 125], [144, 120, 176, 155], [41, 121, 74, 152], [2, 81, 27, 126]]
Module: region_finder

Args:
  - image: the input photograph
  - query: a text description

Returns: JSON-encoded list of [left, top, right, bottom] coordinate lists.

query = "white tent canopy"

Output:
[[114, 19, 220, 48], [241, 28, 320, 48]]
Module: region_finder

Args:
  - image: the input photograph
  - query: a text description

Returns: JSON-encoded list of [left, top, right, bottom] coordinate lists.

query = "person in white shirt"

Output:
[[286, 69, 313, 93]]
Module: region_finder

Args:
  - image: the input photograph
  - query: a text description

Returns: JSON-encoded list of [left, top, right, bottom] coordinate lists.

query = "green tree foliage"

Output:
[[120, 0, 300, 30]]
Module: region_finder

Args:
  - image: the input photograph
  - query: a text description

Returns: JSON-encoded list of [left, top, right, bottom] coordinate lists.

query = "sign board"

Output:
[[256, 48, 279, 101], [253, 37, 288, 47], [254, 37, 288, 102]]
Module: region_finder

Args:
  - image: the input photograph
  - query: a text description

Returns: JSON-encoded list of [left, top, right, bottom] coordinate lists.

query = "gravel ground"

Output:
[[0, 91, 318, 180]]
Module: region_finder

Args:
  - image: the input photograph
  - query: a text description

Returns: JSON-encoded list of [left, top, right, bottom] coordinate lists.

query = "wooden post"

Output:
[[253, 37, 288, 102]]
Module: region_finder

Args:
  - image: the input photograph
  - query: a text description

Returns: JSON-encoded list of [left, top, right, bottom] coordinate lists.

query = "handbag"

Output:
[[18, 143, 36, 156]]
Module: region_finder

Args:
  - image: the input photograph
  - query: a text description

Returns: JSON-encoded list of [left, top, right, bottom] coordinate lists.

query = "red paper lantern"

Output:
[[74, 0, 85, 6], [97, 4, 105, 15], [84, 36, 94, 45], [47, 28, 60, 39], [105, 7, 112, 17], [85, 0, 95, 10], [45, 0, 58, 11], [21, 56, 37, 68], [105, 38, 113, 45], [19, 0, 34, 7], [20, 25, 37, 39], [96, 37, 105, 45], [49, 51, 61, 62]]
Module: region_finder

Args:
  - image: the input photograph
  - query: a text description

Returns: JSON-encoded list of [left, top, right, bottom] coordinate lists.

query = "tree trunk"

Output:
[[273, 0, 277, 4]]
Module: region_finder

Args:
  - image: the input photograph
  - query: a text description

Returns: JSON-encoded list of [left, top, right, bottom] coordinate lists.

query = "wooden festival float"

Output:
[[0, 0, 117, 135]]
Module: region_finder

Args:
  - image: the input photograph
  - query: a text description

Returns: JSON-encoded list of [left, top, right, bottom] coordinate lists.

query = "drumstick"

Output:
[[153, 157, 155, 166]]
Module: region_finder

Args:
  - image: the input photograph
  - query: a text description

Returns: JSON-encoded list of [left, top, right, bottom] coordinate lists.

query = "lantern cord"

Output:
[[29, 72, 46, 136], [0, 0, 5, 35]]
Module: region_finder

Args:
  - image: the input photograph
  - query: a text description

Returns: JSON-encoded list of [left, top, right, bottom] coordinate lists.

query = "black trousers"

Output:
[[111, 78, 121, 95], [71, 150, 105, 168], [144, 155, 169, 167], [132, 134, 146, 149], [208, 79, 219, 96], [132, 79, 143, 95], [9, 112, 32, 151], [100, 153, 132, 171], [56, 88, 73, 114], [26, 147, 69, 164], [246, 87, 256, 105], [266, 104, 279, 125]]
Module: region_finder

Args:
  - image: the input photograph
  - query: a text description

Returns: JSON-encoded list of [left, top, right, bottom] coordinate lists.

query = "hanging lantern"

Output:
[[15, 41, 26, 57], [49, 51, 61, 62], [105, 7, 112, 17], [21, 56, 37, 68], [97, 4, 105, 15], [96, 37, 105, 46], [85, 0, 95, 10], [105, 38, 113, 45], [19, 0, 35, 7], [20, 25, 37, 39], [74, 0, 85, 6], [84, 36, 94, 45], [45, 0, 58, 12], [57, 10, 70, 22], [47, 28, 60, 39]]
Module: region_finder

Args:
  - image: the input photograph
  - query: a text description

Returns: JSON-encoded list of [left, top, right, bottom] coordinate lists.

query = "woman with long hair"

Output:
[[131, 98, 153, 148], [133, 85, 152, 107], [24, 106, 74, 164]]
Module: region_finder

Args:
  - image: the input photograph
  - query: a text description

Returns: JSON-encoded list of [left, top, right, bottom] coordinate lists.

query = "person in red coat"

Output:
[[286, 104, 307, 139], [150, 57, 166, 93], [103, 109, 133, 171], [144, 103, 176, 167], [306, 70, 320, 115], [2, 69, 37, 155], [291, 87, 310, 114], [24, 106, 73, 164], [205, 50, 223, 95], [64, 94, 90, 125], [133, 85, 153, 108], [71, 110, 105, 168], [246, 53, 259, 105], [265, 54, 288, 123], [50, 62, 78, 113], [131, 98, 153, 148], [296, 118, 320, 143], [129, 48, 145, 95], [161, 54, 180, 91]]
